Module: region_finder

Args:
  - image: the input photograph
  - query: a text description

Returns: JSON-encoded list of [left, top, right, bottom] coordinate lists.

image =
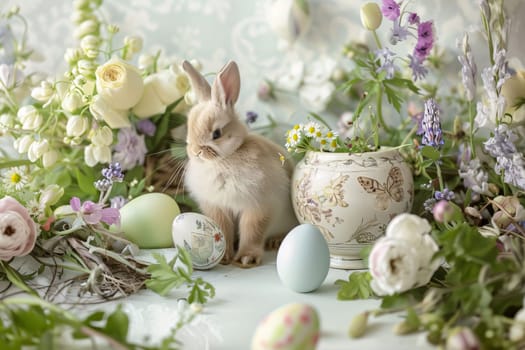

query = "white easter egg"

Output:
[[251, 303, 320, 350], [276, 224, 330, 293], [172, 212, 225, 270], [120, 193, 180, 248]]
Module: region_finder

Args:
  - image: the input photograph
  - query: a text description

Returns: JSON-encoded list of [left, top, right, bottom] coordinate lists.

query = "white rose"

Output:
[[91, 125, 113, 146], [386, 213, 440, 285], [369, 214, 440, 295], [61, 90, 84, 113], [89, 94, 130, 129], [66, 115, 89, 137], [95, 57, 144, 110], [360, 2, 383, 31], [369, 237, 419, 295], [132, 80, 166, 118]]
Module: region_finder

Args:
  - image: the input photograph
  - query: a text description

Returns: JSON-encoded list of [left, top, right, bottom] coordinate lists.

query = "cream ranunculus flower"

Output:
[[95, 57, 144, 110], [89, 94, 131, 129], [369, 237, 419, 295], [501, 70, 525, 124], [0, 196, 38, 261], [132, 66, 190, 118], [369, 213, 440, 295], [360, 2, 383, 31]]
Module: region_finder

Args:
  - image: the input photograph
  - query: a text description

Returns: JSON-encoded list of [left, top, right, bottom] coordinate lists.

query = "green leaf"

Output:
[[335, 272, 374, 300], [104, 305, 129, 343], [75, 168, 97, 197], [420, 146, 441, 161], [0, 261, 38, 297]]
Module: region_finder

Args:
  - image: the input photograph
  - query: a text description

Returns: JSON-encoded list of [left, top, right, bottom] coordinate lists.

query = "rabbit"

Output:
[[181, 60, 298, 268]]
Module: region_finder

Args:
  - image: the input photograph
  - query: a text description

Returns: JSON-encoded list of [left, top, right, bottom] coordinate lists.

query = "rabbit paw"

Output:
[[233, 250, 262, 268]]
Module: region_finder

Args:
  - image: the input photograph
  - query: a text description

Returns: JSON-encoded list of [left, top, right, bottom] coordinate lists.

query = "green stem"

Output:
[[372, 30, 382, 50], [376, 87, 394, 135], [435, 160, 444, 191]]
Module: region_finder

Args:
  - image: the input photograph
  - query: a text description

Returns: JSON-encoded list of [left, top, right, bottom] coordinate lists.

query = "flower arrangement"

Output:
[[0, 1, 214, 348], [261, 0, 525, 347]]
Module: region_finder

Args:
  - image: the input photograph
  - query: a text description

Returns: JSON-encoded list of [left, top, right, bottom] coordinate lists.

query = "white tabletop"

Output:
[[109, 250, 434, 350]]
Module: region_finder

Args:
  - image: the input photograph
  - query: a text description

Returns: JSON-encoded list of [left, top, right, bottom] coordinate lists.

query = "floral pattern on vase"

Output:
[[291, 148, 414, 269]]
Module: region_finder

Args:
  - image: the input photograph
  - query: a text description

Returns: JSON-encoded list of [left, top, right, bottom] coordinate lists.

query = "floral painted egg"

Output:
[[251, 303, 320, 350], [119, 193, 180, 248], [276, 224, 330, 293], [172, 212, 225, 270]]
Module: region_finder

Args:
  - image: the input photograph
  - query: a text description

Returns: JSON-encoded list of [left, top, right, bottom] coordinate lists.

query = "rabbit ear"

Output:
[[182, 60, 211, 101], [212, 61, 240, 107]]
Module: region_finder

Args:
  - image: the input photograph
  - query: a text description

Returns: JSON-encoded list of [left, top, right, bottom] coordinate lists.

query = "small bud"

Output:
[[107, 24, 120, 34], [360, 3, 383, 31], [432, 200, 453, 223], [488, 183, 499, 196], [348, 312, 368, 338], [445, 327, 480, 350], [257, 80, 274, 101], [393, 320, 419, 335]]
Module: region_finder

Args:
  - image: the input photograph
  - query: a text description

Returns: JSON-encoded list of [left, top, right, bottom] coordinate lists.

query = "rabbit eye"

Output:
[[212, 128, 222, 140]]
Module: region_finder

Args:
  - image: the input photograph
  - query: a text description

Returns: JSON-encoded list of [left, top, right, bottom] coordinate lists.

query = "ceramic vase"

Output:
[[291, 148, 414, 269]]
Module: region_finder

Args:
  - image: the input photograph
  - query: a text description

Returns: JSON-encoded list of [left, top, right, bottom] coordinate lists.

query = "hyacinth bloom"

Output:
[[421, 98, 444, 148], [381, 0, 400, 21], [70, 197, 120, 226]]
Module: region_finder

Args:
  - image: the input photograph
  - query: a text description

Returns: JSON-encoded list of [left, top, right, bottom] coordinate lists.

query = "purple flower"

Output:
[[389, 21, 410, 45], [245, 111, 258, 124], [110, 196, 127, 210], [457, 34, 477, 102], [136, 119, 156, 136], [434, 188, 455, 201], [413, 21, 434, 61], [421, 98, 444, 148], [112, 128, 147, 170], [417, 21, 434, 45], [375, 48, 398, 79], [381, 0, 400, 21], [483, 124, 518, 158], [94, 178, 112, 192], [408, 55, 428, 81], [102, 162, 124, 182], [423, 198, 436, 212], [70, 197, 120, 226], [408, 12, 420, 25]]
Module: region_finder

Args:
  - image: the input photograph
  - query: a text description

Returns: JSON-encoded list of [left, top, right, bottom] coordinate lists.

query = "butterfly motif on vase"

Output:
[[357, 166, 404, 211]]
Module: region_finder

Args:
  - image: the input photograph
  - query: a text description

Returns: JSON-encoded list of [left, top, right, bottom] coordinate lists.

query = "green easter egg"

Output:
[[119, 193, 180, 248]]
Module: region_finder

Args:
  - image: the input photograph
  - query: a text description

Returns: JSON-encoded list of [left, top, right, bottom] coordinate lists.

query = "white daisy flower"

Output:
[[3, 166, 29, 191], [286, 125, 303, 147], [304, 122, 322, 138]]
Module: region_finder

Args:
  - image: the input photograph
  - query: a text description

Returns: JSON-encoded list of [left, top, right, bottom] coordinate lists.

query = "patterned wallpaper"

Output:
[[2, 0, 524, 132]]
